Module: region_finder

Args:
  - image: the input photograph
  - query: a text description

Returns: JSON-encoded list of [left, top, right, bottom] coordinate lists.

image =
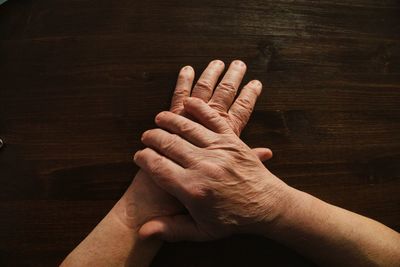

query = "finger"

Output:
[[139, 215, 209, 242], [252, 147, 273, 162], [208, 60, 247, 112], [134, 148, 187, 200], [190, 60, 225, 102], [228, 80, 263, 134], [170, 66, 195, 114], [183, 97, 232, 134], [141, 128, 198, 167], [155, 111, 216, 147]]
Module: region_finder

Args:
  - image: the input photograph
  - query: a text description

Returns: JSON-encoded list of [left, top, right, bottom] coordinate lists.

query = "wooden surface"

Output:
[[1, 0, 399, 266]]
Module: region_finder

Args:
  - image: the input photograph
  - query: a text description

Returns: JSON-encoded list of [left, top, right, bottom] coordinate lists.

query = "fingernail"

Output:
[[133, 150, 141, 161], [182, 66, 192, 71], [233, 60, 245, 67], [141, 131, 149, 141], [155, 112, 166, 122], [251, 80, 261, 86], [212, 59, 224, 66]]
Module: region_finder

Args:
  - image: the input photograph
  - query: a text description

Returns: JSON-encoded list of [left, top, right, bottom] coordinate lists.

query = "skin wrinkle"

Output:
[[227, 115, 245, 135], [215, 81, 237, 99], [209, 101, 230, 113], [230, 99, 252, 120], [136, 99, 286, 239], [129, 60, 289, 245]]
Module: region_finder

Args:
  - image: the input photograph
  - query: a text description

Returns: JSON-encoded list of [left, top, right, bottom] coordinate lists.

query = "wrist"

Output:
[[112, 172, 151, 230], [112, 169, 184, 231], [260, 185, 330, 244], [112, 187, 142, 231], [256, 181, 315, 238]]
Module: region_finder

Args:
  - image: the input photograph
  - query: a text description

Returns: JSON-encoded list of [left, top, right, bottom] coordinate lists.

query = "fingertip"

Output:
[[179, 66, 195, 80], [264, 148, 273, 159], [181, 65, 194, 72], [211, 59, 225, 68], [232, 59, 247, 69], [249, 80, 263, 95], [155, 111, 169, 123], [250, 79, 262, 87], [133, 150, 141, 162], [140, 132, 146, 142], [253, 147, 273, 161]]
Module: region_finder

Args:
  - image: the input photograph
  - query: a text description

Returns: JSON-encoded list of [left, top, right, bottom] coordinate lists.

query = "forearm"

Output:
[[265, 186, 400, 266], [61, 171, 162, 267]]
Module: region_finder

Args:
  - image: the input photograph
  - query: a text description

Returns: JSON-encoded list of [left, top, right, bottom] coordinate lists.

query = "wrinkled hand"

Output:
[[171, 59, 272, 157], [172, 60, 266, 137], [119, 60, 273, 229], [134, 97, 289, 241]]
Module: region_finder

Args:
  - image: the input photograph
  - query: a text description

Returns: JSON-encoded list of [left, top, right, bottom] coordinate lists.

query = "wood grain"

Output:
[[0, 0, 399, 266]]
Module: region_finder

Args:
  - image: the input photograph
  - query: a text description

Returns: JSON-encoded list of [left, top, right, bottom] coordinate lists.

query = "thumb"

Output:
[[139, 215, 209, 242], [252, 147, 273, 162]]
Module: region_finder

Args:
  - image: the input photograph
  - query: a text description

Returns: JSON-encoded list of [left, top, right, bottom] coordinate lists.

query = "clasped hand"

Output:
[[135, 97, 288, 241], [134, 60, 289, 242]]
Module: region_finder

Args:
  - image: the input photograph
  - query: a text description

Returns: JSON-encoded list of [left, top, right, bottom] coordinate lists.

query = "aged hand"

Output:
[[134, 97, 290, 241], [118, 60, 273, 229], [171, 60, 270, 137]]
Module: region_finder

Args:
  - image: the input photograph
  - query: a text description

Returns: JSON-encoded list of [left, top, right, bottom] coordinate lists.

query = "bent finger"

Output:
[[183, 97, 232, 134], [141, 128, 198, 167], [134, 148, 187, 200], [251, 147, 273, 162], [155, 111, 217, 147]]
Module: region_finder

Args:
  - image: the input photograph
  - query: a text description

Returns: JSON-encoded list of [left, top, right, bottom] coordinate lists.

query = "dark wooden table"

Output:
[[1, 0, 399, 266]]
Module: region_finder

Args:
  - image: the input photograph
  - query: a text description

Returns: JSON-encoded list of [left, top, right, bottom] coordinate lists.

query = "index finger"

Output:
[[170, 66, 195, 114]]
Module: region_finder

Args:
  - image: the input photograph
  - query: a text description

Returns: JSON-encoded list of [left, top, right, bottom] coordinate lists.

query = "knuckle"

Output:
[[150, 157, 163, 176], [204, 109, 221, 122], [219, 81, 237, 95], [212, 165, 227, 179], [188, 183, 209, 200], [236, 97, 253, 110], [227, 119, 242, 136], [149, 155, 164, 176], [170, 106, 181, 114], [160, 134, 179, 151], [209, 101, 226, 112], [173, 88, 187, 97], [179, 121, 194, 134], [196, 80, 214, 91]]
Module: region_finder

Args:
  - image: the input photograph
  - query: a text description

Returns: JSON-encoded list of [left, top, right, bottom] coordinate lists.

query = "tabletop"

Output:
[[0, 0, 399, 266]]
